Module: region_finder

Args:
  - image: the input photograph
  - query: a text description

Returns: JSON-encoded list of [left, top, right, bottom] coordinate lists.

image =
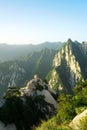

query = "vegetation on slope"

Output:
[[0, 87, 50, 130], [0, 79, 87, 130], [36, 80, 87, 130]]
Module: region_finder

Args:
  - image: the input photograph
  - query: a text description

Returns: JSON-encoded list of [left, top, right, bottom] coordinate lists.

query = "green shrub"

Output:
[[0, 90, 49, 130], [79, 115, 87, 130]]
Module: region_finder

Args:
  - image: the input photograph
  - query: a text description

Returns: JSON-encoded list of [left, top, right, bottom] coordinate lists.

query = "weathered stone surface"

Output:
[[20, 75, 57, 109], [70, 109, 87, 130], [48, 40, 86, 93]]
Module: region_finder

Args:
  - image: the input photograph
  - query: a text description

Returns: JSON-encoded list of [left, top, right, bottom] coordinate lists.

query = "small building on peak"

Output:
[[34, 74, 38, 79], [34, 74, 40, 81]]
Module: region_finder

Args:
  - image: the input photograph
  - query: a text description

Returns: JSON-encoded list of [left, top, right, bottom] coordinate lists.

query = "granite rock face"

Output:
[[70, 109, 87, 130], [47, 39, 87, 94], [20, 75, 57, 109]]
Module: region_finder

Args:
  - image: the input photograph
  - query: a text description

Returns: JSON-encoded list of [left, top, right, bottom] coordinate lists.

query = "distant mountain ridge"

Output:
[[0, 42, 64, 62]]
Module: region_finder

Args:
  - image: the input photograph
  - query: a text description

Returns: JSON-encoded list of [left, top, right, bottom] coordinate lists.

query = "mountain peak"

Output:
[[67, 38, 73, 43], [49, 39, 86, 94]]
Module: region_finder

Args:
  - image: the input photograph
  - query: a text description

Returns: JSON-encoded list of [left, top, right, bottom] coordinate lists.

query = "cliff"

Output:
[[47, 39, 87, 94]]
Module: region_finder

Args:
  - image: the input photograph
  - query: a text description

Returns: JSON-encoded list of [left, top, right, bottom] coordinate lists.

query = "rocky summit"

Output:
[[20, 75, 57, 109]]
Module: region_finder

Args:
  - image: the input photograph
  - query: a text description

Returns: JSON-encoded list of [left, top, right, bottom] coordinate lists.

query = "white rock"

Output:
[[37, 90, 57, 109], [70, 109, 87, 130], [20, 77, 57, 109]]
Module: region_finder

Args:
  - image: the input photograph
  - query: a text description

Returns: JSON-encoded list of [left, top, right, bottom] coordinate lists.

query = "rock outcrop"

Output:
[[20, 75, 57, 109]]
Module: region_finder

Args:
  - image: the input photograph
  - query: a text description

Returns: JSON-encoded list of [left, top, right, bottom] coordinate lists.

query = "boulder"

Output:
[[69, 109, 87, 130]]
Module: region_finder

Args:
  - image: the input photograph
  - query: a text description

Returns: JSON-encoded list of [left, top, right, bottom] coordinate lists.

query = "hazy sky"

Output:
[[0, 0, 87, 44]]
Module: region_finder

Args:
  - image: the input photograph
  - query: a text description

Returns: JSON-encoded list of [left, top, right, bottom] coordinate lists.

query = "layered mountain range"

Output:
[[0, 42, 63, 63], [0, 39, 87, 97]]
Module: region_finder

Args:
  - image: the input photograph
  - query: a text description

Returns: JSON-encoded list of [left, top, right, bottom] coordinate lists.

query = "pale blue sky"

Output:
[[0, 0, 87, 44]]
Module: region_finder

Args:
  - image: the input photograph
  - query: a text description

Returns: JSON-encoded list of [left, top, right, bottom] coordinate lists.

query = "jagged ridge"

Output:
[[47, 39, 87, 94]]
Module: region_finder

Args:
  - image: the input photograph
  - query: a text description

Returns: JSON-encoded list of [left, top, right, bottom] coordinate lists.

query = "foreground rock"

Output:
[[69, 109, 87, 130]]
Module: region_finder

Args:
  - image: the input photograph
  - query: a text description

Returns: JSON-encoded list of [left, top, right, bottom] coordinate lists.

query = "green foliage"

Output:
[[0, 87, 49, 130], [4, 87, 21, 99], [46, 70, 53, 81], [0, 96, 23, 127], [72, 80, 87, 108], [74, 80, 87, 95], [36, 93, 75, 130], [35, 83, 44, 91], [36, 79, 87, 130], [75, 106, 87, 114], [79, 115, 87, 130], [36, 113, 72, 130], [57, 94, 76, 123]]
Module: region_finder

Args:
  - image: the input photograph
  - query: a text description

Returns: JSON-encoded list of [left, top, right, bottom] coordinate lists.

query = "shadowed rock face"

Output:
[[20, 75, 57, 109], [0, 121, 16, 130], [70, 109, 87, 130]]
